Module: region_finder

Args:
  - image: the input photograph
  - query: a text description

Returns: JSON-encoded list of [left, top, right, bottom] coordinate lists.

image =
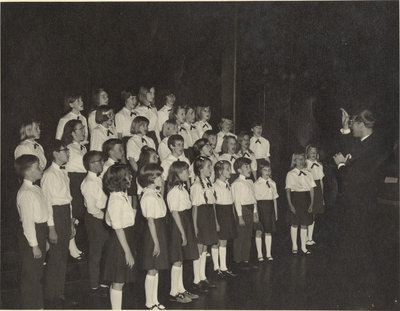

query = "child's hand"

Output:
[[125, 251, 135, 269], [49, 227, 58, 244], [194, 226, 199, 237], [253, 213, 259, 223], [32, 246, 42, 259], [308, 205, 313, 213], [275, 214, 278, 221], [153, 243, 160, 257], [216, 222, 220, 232], [70, 223, 76, 239], [238, 216, 245, 226], [290, 205, 296, 214], [182, 236, 187, 247]]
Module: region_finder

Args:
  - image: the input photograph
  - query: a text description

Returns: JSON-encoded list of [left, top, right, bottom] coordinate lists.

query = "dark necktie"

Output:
[[157, 193, 161, 198], [130, 111, 137, 117], [60, 165, 66, 170], [298, 171, 307, 176], [167, 109, 172, 112], [255, 139, 261, 144], [142, 138, 147, 144], [147, 106, 152, 110], [34, 143, 39, 149], [190, 125, 196, 130], [107, 130, 113, 136], [203, 123, 208, 129], [206, 181, 212, 188], [311, 163, 319, 169], [179, 127, 186, 132], [266, 180, 271, 188], [230, 155, 235, 162], [244, 152, 250, 157], [226, 183, 230, 190], [96, 172, 101, 177], [177, 158, 181, 162], [80, 145, 85, 151], [76, 115, 80, 120]]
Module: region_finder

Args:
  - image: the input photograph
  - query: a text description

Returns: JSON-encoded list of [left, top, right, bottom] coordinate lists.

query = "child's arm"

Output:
[[286, 189, 296, 214], [128, 157, 138, 173], [147, 218, 160, 257], [192, 205, 199, 236], [273, 198, 278, 221], [171, 211, 187, 246], [253, 203, 259, 223], [41, 174, 58, 244], [232, 185, 245, 226], [115, 228, 135, 268], [308, 188, 314, 213]]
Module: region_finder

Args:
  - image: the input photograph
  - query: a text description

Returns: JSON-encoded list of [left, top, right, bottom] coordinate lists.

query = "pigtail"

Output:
[[199, 177, 209, 204]]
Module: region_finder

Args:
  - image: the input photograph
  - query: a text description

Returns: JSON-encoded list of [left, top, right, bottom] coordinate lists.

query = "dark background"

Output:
[[2, 2, 399, 219]]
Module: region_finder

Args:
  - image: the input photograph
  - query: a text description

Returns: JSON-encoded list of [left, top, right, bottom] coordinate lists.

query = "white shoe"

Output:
[[306, 240, 316, 246]]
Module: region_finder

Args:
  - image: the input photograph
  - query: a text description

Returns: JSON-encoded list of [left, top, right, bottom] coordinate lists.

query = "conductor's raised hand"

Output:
[[340, 108, 350, 130]]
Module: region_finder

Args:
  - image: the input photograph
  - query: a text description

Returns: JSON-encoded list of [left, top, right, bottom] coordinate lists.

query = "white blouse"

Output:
[[90, 124, 118, 151], [56, 111, 88, 144], [218, 153, 238, 170], [178, 124, 193, 149], [140, 188, 167, 219], [14, 139, 47, 170], [167, 185, 192, 212], [249, 136, 270, 160], [106, 191, 136, 229], [161, 154, 190, 180], [231, 175, 257, 216], [194, 120, 212, 139], [190, 178, 216, 205], [254, 177, 279, 201], [115, 107, 137, 138], [306, 159, 325, 181], [126, 134, 156, 162], [158, 137, 171, 161], [135, 105, 158, 133], [183, 122, 200, 146], [214, 179, 234, 205], [285, 168, 316, 192], [81, 171, 108, 219], [66, 142, 87, 173], [237, 149, 257, 172]]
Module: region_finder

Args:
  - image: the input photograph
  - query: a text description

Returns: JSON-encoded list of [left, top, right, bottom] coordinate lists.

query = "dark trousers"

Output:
[[18, 223, 48, 309], [85, 213, 109, 288], [69, 172, 87, 250], [233, 205, 254, 263], [44, 205, 71, 300]]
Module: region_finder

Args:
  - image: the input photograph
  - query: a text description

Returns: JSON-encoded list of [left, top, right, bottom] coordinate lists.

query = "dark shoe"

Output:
[[215, 269, 225, 279], [169, 293, 191, 303], [181, 291, 199, 300], [192, 282, 208, 293], [221, 269, 238, 277], [91, 287, 108, 298], [300, 249, 312, 255], [201, 279, 216, 288]]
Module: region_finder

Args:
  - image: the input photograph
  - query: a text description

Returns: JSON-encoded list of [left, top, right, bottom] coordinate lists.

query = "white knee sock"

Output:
[[110, 287, 123, 310], [219, 246, 227, 271], [69, 237, 82, 257], [300, 228, 308, 252], [291, 226, 298, 250], [170, 266, 180, 296], [265, 234, 272, 258], [145, 274, 155, 308], [193, 259, 201, 284], [308, 221, 315, 241], [177, 264, 186, 293], [255, 235, 263, 258], [199, 252, 207, 281], [211, 247, 220, 271], [153, 273, 159, 305]]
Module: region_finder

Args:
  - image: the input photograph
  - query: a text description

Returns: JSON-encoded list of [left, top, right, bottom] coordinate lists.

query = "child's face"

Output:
[[154, 175, 163, 188], [201, 107, 211, 121], [124, 171, 133, 188], [185, 109, 195, 124], [149, 151, 159, 164], [294, 155, 306, 169], [105, 111, 114, 127], [251, 125, 263, 137], [147, 88, 155, 103], [70, 97, 84, 112], [171, 141, 184, 156], [221, 119, 233, 133], [31, 123, 41, 139], [178, 168, 190, 183], [238, 163, 251, 178], [201, 160, 212, 178], [200, 142, 213, 157], [208, 135, 217, 150], [99, 91, 109, 106], [165, 124, 178, 137], [227, 138, 237, 154], [27, 161, 43, 181], [221, 164, 231, 179], [139, 123, 148, 135], [73, 123, 85, 142], [261, 167, 272, 179], [90, 154, 104, 174], [55, 146, 70, 165], [111, 144, 124, 161], [126, 96, 138, 110], [308, 148, 318, 161], [166, 94, 176, 107], [239, 135, 250, 150], [175, 108, 186, 124]]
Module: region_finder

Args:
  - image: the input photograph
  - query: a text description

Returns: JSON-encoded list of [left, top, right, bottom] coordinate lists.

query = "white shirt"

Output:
[[215, 131, 237, 154], [135, 105, 158, 133], [250, 136, 270, 160], [126, 134, 156, 162], [183, 122, 199, 146], [218, 153, 238, 169], [156, 105, 173, 141], [56, 111, 88, 144], [254, 177, 279, 201], [194, 120, 212, 139], [190, 178, 216, 205], [140, 188, 167, 219], [161, 153, 190, 180], [66, 142, 87, 173], [178, 124, 192, 149], [115, 107, 138, 138], [237, 149, 257, 171], [88, 110, 97, 135], [285, 168, 316, 192], [158, 137, 171, 161], [41, 162, 73, 226], [81, 171, 108, 219], [231, 175, 256, 216], [167, 185, 192, 212], [306, 159, 325, 181], [17, 179, 50, 246], [100, 158, 117, 179], [106, 191, 136, 229], [14, 139, 47, 170], [90, 124, 118, 151], [214, 179, 234, 205]]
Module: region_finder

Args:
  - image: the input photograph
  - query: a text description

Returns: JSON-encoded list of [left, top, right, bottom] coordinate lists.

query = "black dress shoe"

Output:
[[192, 282, 208, 293], [201, 279, 216, 288]]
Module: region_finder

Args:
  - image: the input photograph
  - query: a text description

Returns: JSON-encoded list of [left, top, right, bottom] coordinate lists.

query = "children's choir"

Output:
[[14, 88, 326, 309]]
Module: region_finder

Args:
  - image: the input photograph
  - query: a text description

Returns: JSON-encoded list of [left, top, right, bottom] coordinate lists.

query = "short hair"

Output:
[[63, 93, 82, 113], [193, 156, 212, 178], [256, 159, 271, 177], [137, 163, 163, 188], [218, 118, 233, 130], [15, 154, 39, 177], [214, 160, 231, 179], [104, 164, 132, 192], [251, 120, 262, 128], [61, 119, 82, 146], [83, 150, 104, 171], [193, 138, 209, 157], [237, 131, 251, 144], [195, 105, 210, 121], [162, 119, 177, 137], [233, 157, 251, 173], [202, 130, 217, 140], [171, 104, 186, 122], [221, 135, 238, 154], [91, 88, 106, 110], [130, 116, 149, 134], [138, 86, 151, 106], [305, 144, 319, 160], [121, 90, 136, 106], [95, 105, 113, 124], [47, 139, 67, 160], [290, 153, 305, 169], [167, 134, 184, 150], [353, 109, 376, 128], [166, 160, 189, 193], [19, 119, 40, 141], [137, 146, 159, 172], [102, 138, 123, 158]]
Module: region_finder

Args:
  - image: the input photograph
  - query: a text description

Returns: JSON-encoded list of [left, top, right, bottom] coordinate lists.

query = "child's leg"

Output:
[[290, 225, 298, 251], [145, 270, 157, 308], [193, 244, 203, 285], [177, 262, 186, 294], [242, 208, 254, 262], [300, 225, 308, 252], [110, 283, 124, 310], [265, 233, 272, 258], [255, 230, 263, 259], [199, 245, 208, 281], [308, 220, 315, 242], [219, 240, 228, 271], [211, 243, 220, 271], [170, 262, 182, 296], [153, 271, 162, 307]]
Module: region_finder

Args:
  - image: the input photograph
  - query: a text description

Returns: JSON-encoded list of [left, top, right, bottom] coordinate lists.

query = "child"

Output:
[[56, 94, 88, 144], [161, 134, 190, 181], [80, 151, 110, 296], [194, 105, 212, 139], [215, 118, 236, 154], [218, 135, 239, 183], [158, 120, 178, 161], [41, 140, 74, 307], [190, 156, 218, 292], [212, 160, 238, 278], [127, 116, 156, 173], [103, 164, 136, 310], [15, 155, 49, 309], [190, 138, 215, 183], [15, 119, 47, 170], [254, 160, 279, 261], [173, 105, 194, 160], [183, 106, 200, 146], [166, 161, 200, 303], [115, 90, 139, 139], [285, 153, 315, 255], [156, 91, 176, 143], [236, 131, 257, 180], [62, 120, 87, 260], [305, 144, 325, 246], [203, 130, 219, 165], [249, 120, 270, 165], [232, 157, 259, 270], [135, 86, 159, 146], [88, 89, 109, 134], [138, 164, 169, 310], [90, 106, 118, 151], [101, 138, 125, 178]]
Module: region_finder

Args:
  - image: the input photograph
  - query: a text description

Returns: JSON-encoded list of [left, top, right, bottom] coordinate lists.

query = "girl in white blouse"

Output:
[[103, 164, 136, 310], [305, 144, 325, 246], [88, 89, 109, 135], [218, 135, 239, 183], [90, 106, 117, 151], [194, 105, 212, 139], [236, 131, 258, 180], [135, 86, 159, 146], [285, 153, 316, 255], [166, 161, 199, 303], [183, 106, 200, 148], [173, 105, 194, 160], [115, 90, 139, 139]]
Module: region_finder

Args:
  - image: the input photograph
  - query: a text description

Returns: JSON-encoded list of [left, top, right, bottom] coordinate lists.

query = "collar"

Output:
[[361, 133, 371, 142], [88, 171, 101, 179], [23, 179, 34, 186], [123, 107, 132, 114], [106, 158, 117, 165], [239, 174, 246, 181], [252, 135, 262, 140], [51, 162, 65, 171], [162, 105, 172, 111], [70, 111, 81, 117]]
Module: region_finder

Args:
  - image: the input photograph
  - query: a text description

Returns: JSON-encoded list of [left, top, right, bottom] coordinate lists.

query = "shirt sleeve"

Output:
[[231, 182, 243, 217], [265, 139, 271, 157], [285, 172, 295, 190], [18, 191, 38, 247], [158, 142, 171, 161], [40, 172, 55, 226], [55, 118, 66, 140], [167, 188, 180, 212], [272, 182, 279, 199], [88, 112, 96, 134], [90, 128, 102, 151], [141, 195, 158, 218], [190, 183, 204, 206], [126, 138, 141, 162], [107, 196, 125, 229], [14, 144, 30, 159], [81, 181, 105, 218]]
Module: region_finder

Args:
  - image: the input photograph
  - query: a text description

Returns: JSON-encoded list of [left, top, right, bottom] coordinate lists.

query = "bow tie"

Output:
[[230, 156, 236, 162], [34, 143, 39, 149], [179, 183, 188, 190], [243, 152, 250, 157], [202, 123, 208, 129], [157, 193, 162, 198], [176, 158, 182, 162], [298, 171, 307, 176], [107, 130, 113, 136], [206, 181, 212, 188], [147, 106, 152, 110], [80, 145, 85, 151], [266, 180, 271, 188], [60, 165, 66, 170], [311, 163, 319, 169], [255, 139, 261, 144], [96, 172, 101, 177], [190, 125, 196, 130], [167, 108, 172, 112], [76, 115, 80, 120], [141, 138, 147, 144], [179, 127, 186, 132], [130, 111, 137, 117], [226, 183, 231, 190]]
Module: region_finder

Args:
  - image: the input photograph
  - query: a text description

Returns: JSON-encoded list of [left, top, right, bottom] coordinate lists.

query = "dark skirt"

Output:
[[257, 200, 276, 233], [215, 204, 237, 240], [142, 217, 169, 271], [196, 204, 218, 245], [169, 209, 199, 263], [287, 191, 313, 226], [312, 179, 325, 214], [68, 172, 86, 219], [103, 225, 136, 283]]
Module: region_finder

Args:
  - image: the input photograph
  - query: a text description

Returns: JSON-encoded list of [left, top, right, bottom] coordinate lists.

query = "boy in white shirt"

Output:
[[249, 120, 270, 165]]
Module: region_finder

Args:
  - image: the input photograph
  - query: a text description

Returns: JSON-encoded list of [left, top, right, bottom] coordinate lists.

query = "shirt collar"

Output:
[[123, 107, 132, 113], [51, 162, 64, 171], [88, 171, 100, 179], [23, 179, 34, 186], [239, 174, 246, 181], [69, 111, 81, 117], [361, 134, 371, 142]]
